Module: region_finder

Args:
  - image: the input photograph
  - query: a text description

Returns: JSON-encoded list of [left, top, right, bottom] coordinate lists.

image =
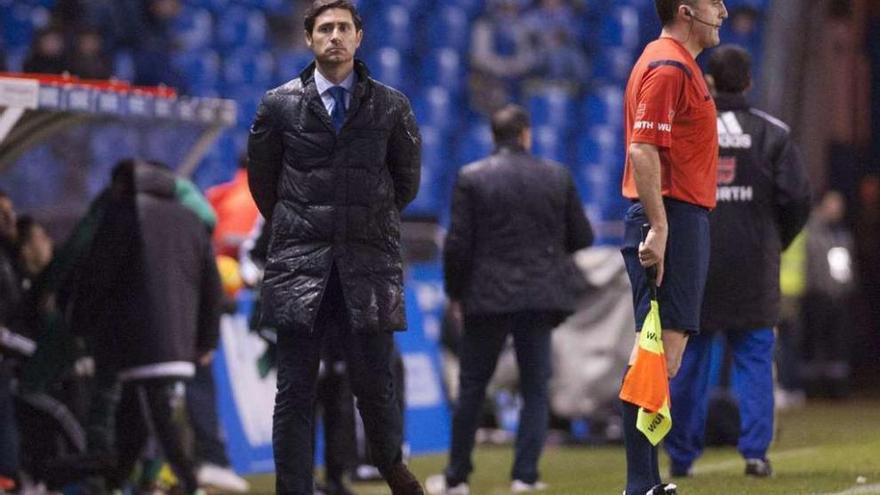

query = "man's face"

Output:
[[305, 8, 363, 67], [20, 224, 53, 274], [0, 198, 17, 242], [689, 0, 728, 49]]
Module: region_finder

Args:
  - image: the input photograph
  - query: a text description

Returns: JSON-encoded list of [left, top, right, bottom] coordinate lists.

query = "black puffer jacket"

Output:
[[444, 146, 594, 317], [248, 61, 421, 334]]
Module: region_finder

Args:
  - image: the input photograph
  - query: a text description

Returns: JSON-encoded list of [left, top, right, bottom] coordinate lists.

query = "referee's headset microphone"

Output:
[[684, 7, 723, 28]]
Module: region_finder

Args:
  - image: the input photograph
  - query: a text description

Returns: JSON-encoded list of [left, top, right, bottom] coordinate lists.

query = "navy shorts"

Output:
[[621, 198, 710, 335]]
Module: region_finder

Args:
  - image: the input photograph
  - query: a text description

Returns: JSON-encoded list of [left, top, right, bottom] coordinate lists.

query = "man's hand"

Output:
[[639, 225, 667, 286]]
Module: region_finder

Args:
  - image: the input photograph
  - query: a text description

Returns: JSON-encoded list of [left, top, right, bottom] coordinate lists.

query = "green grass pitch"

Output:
[[243, 400, 880, 494]]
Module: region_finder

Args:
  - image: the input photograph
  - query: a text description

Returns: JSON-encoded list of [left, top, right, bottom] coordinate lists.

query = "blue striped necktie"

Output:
[[329, 86, 347, 133]]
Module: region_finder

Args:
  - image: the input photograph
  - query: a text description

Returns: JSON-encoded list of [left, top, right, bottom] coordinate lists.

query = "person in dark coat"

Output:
[[426, 104, 593, 495], [663, 45, 811, 480], [0, 191, 21, 490], [246, 1, 422, 494], [72, 160, 222, 495]]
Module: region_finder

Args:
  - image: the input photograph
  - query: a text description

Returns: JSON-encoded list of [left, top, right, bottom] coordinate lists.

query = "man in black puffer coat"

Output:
[[247, 1, 422, 494], [427, 105, 593, 495]]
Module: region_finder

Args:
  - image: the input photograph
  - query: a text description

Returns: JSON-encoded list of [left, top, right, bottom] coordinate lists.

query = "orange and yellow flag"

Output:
[[619, 299, 672, 445]]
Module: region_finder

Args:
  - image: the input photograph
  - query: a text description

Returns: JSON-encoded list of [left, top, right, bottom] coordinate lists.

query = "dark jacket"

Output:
[[444, 145, 594, 317], [248, 60, 421, 334], [0, 241, 21, 330], [73, 163, 222, 376], [700, 93, 811, 332]]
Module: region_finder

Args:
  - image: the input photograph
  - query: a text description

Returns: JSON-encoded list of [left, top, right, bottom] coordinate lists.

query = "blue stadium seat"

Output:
[[413, 86, 456, 134], [367, 46, 404, 93], [447, 0, 484, 18], [581, 85, 623, 128], [215, 6, 267, 51], [456, 121, 493, 166], [1, 3, 47, 49], [173, 49, 221, 96], [421, 48, 464, 95], [532, 126, 569, 164], [527, 87, 577, 132], [172, 6, 214, 51], [193, 131, 238, 190], [5, 46, 27, 73], [586, 125, 621, 164], [368, 5, 412, 54], [222, 48, 274, 89], [600, 5, 640, 50], [189, 0, 229, 15], [427, 5, 469, 51], [274, 48, 313, 83], [225, 86, 265, 127], [592, 47, 635, 84], [89, 126, 140, 192], [405, 125, 449, 217]]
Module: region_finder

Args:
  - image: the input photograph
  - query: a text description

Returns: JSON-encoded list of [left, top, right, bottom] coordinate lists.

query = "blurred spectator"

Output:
[[0, 190, 21, 490], [206, 154, 260, 259], [14, 216, 55, 334], [131, 0, 185, 88], [523, 0, 582, 50], [68, 29, 113, 80], [532, 28, 589, 90], [72, 160, 222, 495], [14, 217, 53, 284], [468, 0, 536, 114], [23, 28, 69, 75], [803, 191, 856, 397]]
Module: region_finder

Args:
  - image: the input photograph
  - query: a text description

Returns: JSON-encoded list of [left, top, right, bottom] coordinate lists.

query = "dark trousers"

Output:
[[187, 362, 230, 467], [273, 267, 403, 495], [110, 378, 198, 494], [0, 362, 18, 479], [444, 312, 555, 485], [316, 357, 356, 483]]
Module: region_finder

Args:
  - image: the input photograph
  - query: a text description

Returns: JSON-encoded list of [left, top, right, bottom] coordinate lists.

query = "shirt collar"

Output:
[[314, 68, 356, 96]]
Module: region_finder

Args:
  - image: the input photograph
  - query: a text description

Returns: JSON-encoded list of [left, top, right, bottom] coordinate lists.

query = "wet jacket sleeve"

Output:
[[248, 93, 284, 221], [773, 137, 811, 249], [443, 173, 474, 300], [387, 96, 421, 211], [564, 172, 594, 253]]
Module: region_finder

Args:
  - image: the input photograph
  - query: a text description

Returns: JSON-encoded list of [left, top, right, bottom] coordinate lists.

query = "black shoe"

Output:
[[387, 463, 425, 495], [646, 483, 678, 494], [745, 458, 772, 477]]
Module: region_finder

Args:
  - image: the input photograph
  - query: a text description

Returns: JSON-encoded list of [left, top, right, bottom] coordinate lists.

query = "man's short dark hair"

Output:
[[491, 104, 531, 145], [707, 44, 752, 94], [0, 189, 8, 201], [304, 0, 363, 35], [655, 0, 694, 26]]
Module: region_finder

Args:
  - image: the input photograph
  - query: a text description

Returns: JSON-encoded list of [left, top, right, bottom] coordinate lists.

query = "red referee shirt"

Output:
[[621, 37, 719, 209]]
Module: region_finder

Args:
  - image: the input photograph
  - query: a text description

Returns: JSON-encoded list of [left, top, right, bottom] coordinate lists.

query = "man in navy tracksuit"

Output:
[[664, 45, 811, 478]]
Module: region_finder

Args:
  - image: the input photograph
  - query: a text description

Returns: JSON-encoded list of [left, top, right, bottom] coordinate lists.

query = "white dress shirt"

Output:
[[314, 68, 356, 116]]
